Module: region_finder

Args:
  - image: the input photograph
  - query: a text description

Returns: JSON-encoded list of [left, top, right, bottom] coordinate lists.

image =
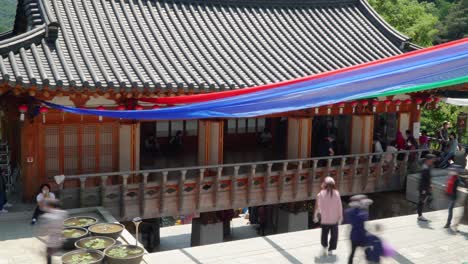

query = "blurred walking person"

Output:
[[444, 165, 465, 230], [313, 177, 343, 256], [38, 199, 68, 264], [418, 154, 436, 222], [345, 195, 373, 264]]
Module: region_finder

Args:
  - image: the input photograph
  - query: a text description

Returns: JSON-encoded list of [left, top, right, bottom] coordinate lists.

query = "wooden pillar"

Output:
[[198, 120, 224, 166], [286, 118, 312, 159], [351, 115, 374, 154], [21, 120, 40, 201]]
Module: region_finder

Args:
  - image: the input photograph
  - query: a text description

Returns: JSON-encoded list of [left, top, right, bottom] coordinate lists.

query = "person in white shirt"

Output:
[[31, 183, 56, 225]]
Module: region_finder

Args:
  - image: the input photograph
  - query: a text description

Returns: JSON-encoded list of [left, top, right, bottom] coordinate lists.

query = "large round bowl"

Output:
[[62, 227, 89, 250], [88, 223, 125, 240], [64, 216, 98, 228], [62, 249, 104, 264], [75, 236, 116, 251], [104, 245, 144, 264]]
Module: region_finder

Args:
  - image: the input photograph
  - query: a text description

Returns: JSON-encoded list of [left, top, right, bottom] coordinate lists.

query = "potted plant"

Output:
[[61, 249, 104, 264], [104, 244, 144, 264], [75, 236, 116, 251], [88, 223, 124, 239], [62, 227, 89, 250]]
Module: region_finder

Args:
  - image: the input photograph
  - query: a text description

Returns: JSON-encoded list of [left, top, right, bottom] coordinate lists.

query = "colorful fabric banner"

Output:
[[43, 38, 468, 120]]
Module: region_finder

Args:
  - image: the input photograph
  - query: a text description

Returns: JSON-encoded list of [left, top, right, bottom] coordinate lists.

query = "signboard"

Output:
[[413, 122, 421, 139]]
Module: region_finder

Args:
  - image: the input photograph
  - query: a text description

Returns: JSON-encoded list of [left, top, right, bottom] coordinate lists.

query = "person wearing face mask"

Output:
[[31, 184, 56, 225]]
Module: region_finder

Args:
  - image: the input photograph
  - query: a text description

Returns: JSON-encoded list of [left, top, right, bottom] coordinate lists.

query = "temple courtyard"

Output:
[[0, 208, 467, 264]]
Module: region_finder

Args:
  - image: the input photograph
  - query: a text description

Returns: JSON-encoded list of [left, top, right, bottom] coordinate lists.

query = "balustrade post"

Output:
[[278, 162, 288, 202], [402, 151, 410, 188], [308, 160, 318, 197], [325, 158, 333, 177], [141, 173, 148, 216], [264, 163, 272, 202], [293, 161, 303, 200], [377, 156, 385, 190], [79, 177, 86, 208], [362, 155, 372, 191], [196, 169, 205, 211], [231, 166, 239, 207], [213, 167, 222, 208], [121, 174, 129, 218], [100, 176, 108, 206], [247, 165, 256, 205], [350, 157, 359, 193], [160, 171, 168, 214], [338, 157, 346, 192], [178, 170, 187, 213], [389, 152, 397, 186]]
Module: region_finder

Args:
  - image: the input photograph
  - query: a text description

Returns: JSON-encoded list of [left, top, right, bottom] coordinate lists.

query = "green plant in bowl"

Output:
[[88, 223, 124, 240], [62, 249, 104, 264], [104, 245, 144, 264], [64, 216, 98, 228], [62, 227, 89, 250], [75, 236, 116, 251]]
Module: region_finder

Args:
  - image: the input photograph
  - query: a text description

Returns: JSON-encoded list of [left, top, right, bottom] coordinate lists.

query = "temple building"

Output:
[[0, 0, 463, 207]]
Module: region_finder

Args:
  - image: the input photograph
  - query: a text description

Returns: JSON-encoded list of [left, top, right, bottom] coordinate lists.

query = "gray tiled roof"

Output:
[[0, 0, 411, 91]]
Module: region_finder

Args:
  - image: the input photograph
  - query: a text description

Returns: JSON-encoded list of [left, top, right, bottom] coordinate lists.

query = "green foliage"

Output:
[[421, 102, 460, 134], [0, 0, 16, 33], [368, 0, 440, 47], [434, 0, 468, 43]]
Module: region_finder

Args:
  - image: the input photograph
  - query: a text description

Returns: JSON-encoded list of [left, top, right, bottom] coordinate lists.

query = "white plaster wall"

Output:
[[48, 96, 116, 107], [399, 113, 410, 135], [287, 119, 300, 159], [119, 124, 132, 171]]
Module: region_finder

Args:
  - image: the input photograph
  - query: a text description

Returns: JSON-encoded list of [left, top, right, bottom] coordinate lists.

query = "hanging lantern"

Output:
[[384, 100, 391, 111], [314, 107, 319, 114], [371, 100, 379, 112], [338, 102, 345, 114], [351, 101, 358, 113], [19, 104, 28, 121], [135, 105, 144, 110], [425, 97, 433, 104], [96, 105, 105, 122], [152, 105, 160, 110], [116, 105, 126, 120], [433, 97, 441, 108], [39, 106, 49, 124], [415, 98, 423, 110], [327, 104, 332, 115], [394, 99, 402, 111]]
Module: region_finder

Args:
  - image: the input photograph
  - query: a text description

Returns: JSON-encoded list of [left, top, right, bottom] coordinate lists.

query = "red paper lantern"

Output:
[[394, 99, 402, 111], [96, 105, 105, 122], [39, 106, 49, 124], [19, 104, 28, 121], [350, 101, 358, 113], [361, 100, 369, 107], [415, 98, 423, 105], [135, 105, 144, 110], [338, 102, 345, 114], [384, 100, 391, 106], [425, 97, 433, 103], [117, 105, 126, 111], [433, 97, 441, 103], [404, 99, 412, 105]]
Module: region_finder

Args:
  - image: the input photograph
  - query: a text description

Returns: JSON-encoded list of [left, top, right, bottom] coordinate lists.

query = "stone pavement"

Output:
[[144, 208, 468, 264]]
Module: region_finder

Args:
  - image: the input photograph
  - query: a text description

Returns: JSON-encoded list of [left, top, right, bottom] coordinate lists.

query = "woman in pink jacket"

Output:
[[314, 177, 343, 256]]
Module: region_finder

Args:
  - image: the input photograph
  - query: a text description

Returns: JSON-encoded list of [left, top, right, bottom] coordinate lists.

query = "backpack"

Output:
[[446, 175, 457, 195]]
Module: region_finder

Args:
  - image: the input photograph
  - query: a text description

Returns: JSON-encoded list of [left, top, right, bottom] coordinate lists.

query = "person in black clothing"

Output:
[[318, 135, 335, 167], [444, 165, 465, 229], [417, 154, 436, 222]]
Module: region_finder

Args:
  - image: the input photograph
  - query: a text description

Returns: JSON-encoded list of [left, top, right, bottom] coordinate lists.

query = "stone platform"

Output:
[[144, 208, 468, 264]]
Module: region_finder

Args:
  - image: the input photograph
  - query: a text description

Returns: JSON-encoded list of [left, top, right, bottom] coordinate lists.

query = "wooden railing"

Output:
[[56, 149, 426, 221]]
